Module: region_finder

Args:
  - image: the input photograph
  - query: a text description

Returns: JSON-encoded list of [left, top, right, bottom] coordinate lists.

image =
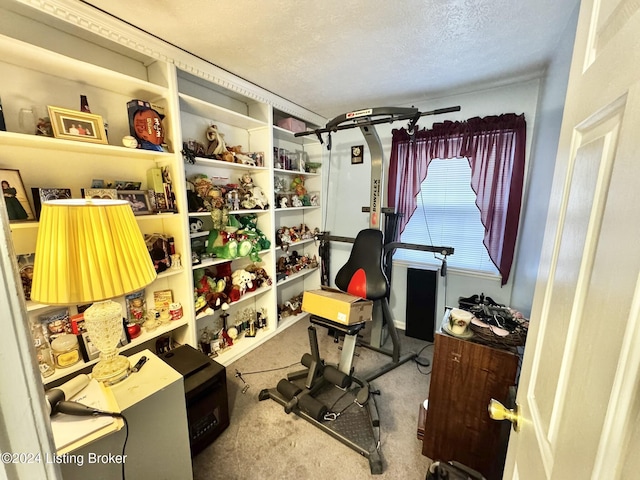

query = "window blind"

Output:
[[395, 157, 499, 275]]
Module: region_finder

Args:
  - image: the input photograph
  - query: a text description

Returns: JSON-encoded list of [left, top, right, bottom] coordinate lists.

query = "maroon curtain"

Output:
[[388, 114, 526, 285]]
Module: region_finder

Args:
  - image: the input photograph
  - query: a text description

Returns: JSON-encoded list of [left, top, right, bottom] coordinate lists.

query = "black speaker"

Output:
[[405, 268, 437, 342]]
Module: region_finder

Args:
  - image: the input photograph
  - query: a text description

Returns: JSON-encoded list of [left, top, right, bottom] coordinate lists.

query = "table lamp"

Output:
[[31, 199, 157, 385]]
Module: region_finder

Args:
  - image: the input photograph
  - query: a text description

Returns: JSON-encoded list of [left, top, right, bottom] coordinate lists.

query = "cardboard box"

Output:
[[302, 287, 373, 325]]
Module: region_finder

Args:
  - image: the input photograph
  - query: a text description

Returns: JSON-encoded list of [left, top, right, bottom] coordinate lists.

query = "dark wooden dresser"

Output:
[[422, 332, 519, 480]]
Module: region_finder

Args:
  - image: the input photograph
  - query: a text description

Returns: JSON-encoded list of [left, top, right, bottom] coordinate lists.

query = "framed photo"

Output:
[[47, 106, 108, 144], [0, 169, 35, 222], [117, 190, 152, 215], [84, 188, 117, 199], [31, 187, 72, 220]]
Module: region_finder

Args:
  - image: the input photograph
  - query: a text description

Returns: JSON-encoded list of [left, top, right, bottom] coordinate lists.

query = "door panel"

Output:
[[504, 0, 640, 477], [532, 133, 604, 436]]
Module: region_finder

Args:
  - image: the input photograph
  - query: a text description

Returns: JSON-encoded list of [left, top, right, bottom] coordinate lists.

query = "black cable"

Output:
[[55, 402, 129, 480], [115, 413, 129, 480], [328, 387, 356, 413], [414, 343, 434, 376], [234, 361, 301, 377]]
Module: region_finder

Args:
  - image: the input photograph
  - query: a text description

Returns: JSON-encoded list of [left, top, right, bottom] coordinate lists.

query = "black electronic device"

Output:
[[160, 345, 229, 456]]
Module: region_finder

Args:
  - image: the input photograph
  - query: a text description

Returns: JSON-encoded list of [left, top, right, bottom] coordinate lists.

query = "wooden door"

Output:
[[503, 1, 640, 478]]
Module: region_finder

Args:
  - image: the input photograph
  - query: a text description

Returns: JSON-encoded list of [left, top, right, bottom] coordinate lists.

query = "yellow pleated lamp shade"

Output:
[[31, 199, 157, 305]]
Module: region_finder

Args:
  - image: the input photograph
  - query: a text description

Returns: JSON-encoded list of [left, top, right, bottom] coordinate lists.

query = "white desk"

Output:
[[60, 350, 193, 480]]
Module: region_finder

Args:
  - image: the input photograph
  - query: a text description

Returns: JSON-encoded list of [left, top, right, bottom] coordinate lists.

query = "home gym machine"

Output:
[[259, 107, 457, 474]]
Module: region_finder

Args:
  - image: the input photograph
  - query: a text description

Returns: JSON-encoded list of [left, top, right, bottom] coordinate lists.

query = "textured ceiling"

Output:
[[82, 0, 580, 120]]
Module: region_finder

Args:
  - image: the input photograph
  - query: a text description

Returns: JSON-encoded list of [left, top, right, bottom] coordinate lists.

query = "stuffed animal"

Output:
[[237, 214, 271, 261], [232, 269, 255, 296], [291, 175, 306, 196], [228, 145, 256, 166], [206, 125, 227, 156]]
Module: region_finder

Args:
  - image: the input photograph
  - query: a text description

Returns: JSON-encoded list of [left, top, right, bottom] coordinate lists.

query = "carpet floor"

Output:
[[192, 316, 435, 480]]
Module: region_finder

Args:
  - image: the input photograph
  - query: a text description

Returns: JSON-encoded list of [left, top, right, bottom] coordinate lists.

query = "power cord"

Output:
[[414, 343, 434, 375], [234, 361, 302, 393]]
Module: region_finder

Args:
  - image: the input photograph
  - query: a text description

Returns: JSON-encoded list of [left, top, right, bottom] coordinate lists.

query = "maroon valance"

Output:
[[388, 114, 526, 285]]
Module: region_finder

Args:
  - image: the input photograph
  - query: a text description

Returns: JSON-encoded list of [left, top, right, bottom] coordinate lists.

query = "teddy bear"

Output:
[[245, 264, 272, 289], [231, 269, 255, 295]]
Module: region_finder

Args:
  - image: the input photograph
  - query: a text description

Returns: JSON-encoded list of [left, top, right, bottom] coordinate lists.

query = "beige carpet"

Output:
[[192, 316, 434, 480]]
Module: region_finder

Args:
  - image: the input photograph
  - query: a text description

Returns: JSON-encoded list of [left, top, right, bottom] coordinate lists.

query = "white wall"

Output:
[[324, 79, 542, 330], [510, 3, 580, 316]]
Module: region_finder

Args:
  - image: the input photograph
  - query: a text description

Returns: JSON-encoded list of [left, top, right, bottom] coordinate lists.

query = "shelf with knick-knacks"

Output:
[[0, 31, 193, 384], [1, 7, 326, 381]]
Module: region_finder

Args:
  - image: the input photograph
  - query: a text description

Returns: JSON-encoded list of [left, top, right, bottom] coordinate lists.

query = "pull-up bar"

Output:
[[295, 106, 460, 230], [294, 106, 461, 139]]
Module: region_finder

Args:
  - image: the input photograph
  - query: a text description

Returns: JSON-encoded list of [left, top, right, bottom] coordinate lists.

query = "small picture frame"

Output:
[[84, 188, 117, 200], [80, 331, 100, 361], [351, 145, 364, 164], [31, 187, 72, 220], [117, 190, 152, 215], [47, 106, 108, 145], [0, 169, 35, 222]]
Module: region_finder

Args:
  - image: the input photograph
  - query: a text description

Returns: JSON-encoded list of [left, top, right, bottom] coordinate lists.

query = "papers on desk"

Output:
[[50, 378, 120, 453]]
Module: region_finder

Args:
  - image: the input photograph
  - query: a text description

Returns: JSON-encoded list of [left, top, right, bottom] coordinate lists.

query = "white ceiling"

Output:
[[82, 0, 580, 120]]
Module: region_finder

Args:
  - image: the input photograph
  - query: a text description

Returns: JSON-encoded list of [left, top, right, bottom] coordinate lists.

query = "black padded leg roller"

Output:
[[298, 394, 328, 421], [323, 365, 351, 389], [277, 379, 301, 400]]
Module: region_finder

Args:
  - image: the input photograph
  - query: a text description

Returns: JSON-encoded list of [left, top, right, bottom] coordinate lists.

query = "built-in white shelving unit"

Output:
[[1, 1, 326, 384]]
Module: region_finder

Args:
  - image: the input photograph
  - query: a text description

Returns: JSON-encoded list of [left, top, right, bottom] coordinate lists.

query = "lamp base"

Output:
[[92, 354, 131, 385]]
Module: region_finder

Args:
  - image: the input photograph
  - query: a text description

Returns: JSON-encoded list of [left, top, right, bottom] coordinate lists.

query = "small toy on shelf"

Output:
[[206, 124, 230, 157], [127, 99, 165, 152]]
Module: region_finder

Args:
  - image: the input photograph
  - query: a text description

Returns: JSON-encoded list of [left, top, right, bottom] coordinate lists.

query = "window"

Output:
[[395, 157, 499, 275]]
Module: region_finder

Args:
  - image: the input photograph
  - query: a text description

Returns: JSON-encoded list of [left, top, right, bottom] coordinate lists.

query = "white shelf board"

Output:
[[273, 168, 320, 177], [274, 205, 321, 213], [0, 34, 167, 97], [273, 125, 321, 146], [0, 130, 174, 160], [42, 318, 189, 385], [275, 238, 317, 252], [276, 267, 319, 286], [190, 156, 269, 172], [179, 93, 267, 130]]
